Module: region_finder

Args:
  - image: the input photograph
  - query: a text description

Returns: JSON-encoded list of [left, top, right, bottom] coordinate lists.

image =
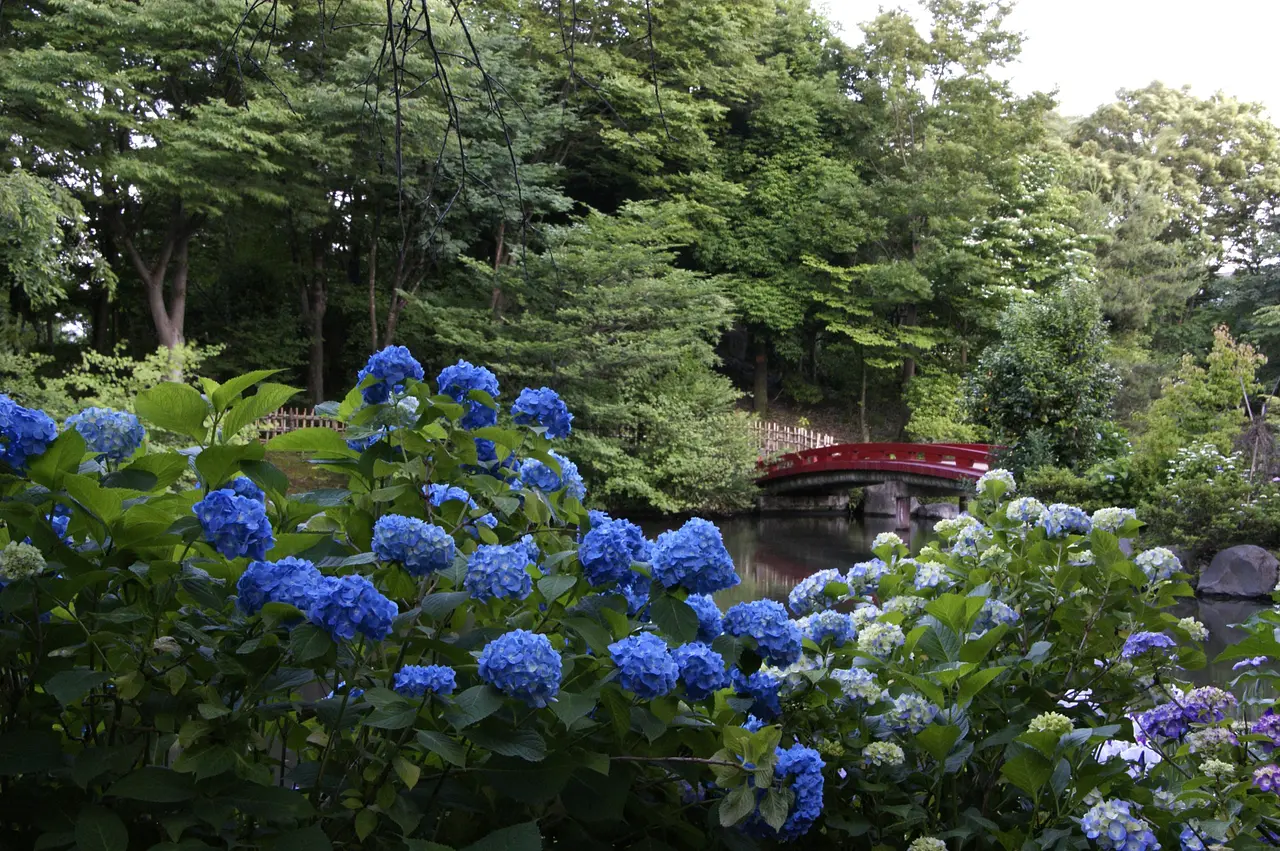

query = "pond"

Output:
[[641, 512, 1269, 686]]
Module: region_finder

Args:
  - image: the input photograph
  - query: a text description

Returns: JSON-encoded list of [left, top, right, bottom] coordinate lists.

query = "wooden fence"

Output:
[[256, 407, 838, 457], [257, 407, 345, 441], [748, 421, 838, 456]]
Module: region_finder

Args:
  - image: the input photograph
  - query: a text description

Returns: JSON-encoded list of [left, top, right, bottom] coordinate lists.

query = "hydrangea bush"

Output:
[[3, 357, 1280, 849]]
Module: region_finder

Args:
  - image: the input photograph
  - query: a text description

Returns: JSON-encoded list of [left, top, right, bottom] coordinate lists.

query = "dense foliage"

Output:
[[3, 357, 1279, 849]]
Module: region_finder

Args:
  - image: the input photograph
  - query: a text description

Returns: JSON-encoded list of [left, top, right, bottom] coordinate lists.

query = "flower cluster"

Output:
[[1186, 727, 1237, 755], [1134, 548, 1181, 584], [511, 387, 573, 439], [857, 621, 905, 658], [436, 359, 499, 429], [477, 629, 561, 707], [1006, 496, 1046, 524], [1039, 503, 1091, 538], [307, 574, 398, 641], [608, 633, 678, 699], [883, 595, 927, 617], [1080, 799, 1158, 851], [976, 468, 1016, 497], [65, 407, 145, 461], [193, 489, 275, 560], [872, 531, 903, 550], [1121, 631, 1176, 660], [802, 610, 856, 647], [732, 669, 782, 719], [1136, 702, 1189, 741], [886, 692, 939, 734], [1177, 617, 1208, 641], [723, 600, 802, 667], [0, 395, 58, 470], [1254, 764, 1280, 792], [671, 642, 728, 700], [850, 604, 882, 631], [652, 518, 740, 595], [832, 666, 880, 703], [846, 557, 889, 593], [751, 744, 824, 842], [971, 598, 1018, 635], [580, 517, 651, 586], [913, 561, 950, 590], [237, 557, 323, 615], [372, 515, 455, 576], [1028, 712, 1073, 738], [686, 594, 723, 642], [933, 515, 978, 539], [427, 483, 476, 508], [0, 541, 46, 581], [393, 664, 457, 698], [863, 741, 904, 767], [518, 452, 585, 501], [1090, 507, 1137, 533], [357, 345, 424, 404], [787, 568, 846, 615], [951, 523, 991, 558], [464, 543, 534, 602], [1250, 709, 1280, 750], [229, 476, 265, 502], [908, 839, 947, 851]]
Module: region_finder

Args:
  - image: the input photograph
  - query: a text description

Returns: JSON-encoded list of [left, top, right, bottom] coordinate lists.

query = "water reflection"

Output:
[[642, 513, 1271, 686]]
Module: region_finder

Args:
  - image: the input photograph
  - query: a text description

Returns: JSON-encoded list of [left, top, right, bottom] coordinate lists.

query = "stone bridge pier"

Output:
[[861, 481, 967, 529]]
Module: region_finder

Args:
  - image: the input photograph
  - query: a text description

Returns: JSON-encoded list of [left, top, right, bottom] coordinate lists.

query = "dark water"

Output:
[[642, 513, 1269, 685]]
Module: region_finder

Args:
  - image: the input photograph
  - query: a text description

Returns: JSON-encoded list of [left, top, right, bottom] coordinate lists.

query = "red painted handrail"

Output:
[[757, 442, 997, 484]]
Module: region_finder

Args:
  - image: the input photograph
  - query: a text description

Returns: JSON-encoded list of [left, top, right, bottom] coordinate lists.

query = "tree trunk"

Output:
[[753, 335, 769, 415], [900, 302, 917, 381], [859, 354, 870, 443], [490, 219, 506, 320], [367, 227, 379, 353], [298, 230, 328, 403]]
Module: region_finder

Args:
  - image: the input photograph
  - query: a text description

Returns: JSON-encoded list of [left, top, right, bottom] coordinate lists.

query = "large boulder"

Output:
[[910, 499, 960, 520], [1199, 545, 1279, 598]]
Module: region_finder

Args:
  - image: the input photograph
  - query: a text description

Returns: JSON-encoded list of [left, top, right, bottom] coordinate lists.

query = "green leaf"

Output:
[[565, 617, 612, 656], [0, 731, 61, 776], [461, 821, 542, 851], [218, 784, 314, 820], [444, 685, 504, 729], [240, 459, 289, 496], [957, 666, 1007, 707], [26, 428, 86, 488], [272, 826, 334, 851], [393, 756, 421, 790], [421, 591, 469, 620], [925, 593, 971, 635], [44, 668, 111, 706], [211, 369, 283, 412], [649, 596, 699, 644], [172, 743, 236, 780], [135, 382, 209, 441], [537, 575, 576, 602], [550, 691, 597, 729], [75, 807, 128, 851], [759, 788, 793, 832], [416, 731, 467, 768], [123, 452, 189, 491], [107, 767, 195, 802], [363, 699, 420, 730], [194, 442, 265, 492], [266, 428, 357, 457], [719, 784, 756, 827], [1000, 751, 1052, 796], [354, 808, 377, 841], [289, 624, 333, 663], [915, 724, 962, 762], [959, 623, 1009, 663], [221, 383, 301, 439], [466, 727, 548, 762]]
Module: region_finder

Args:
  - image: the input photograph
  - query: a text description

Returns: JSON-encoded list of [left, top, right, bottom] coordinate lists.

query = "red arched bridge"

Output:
[[757, 442, 997, 524]]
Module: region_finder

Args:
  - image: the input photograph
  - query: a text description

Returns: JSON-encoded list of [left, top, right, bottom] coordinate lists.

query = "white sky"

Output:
[[821, 0, 1280, 119]]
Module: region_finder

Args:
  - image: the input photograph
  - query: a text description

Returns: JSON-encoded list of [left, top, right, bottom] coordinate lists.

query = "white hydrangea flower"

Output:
[[872, 531, 903, 550], [1177, 617, 1208, 641], [0, 541, 46, 581], [863, 741, 905, 767], [976, 468, 1016, 497], [1090, 507, 1137, 533]]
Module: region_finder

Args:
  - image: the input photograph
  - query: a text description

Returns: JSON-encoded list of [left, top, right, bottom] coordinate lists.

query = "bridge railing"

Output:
[[757, 442, 994, 482], [748, 421, 839, 456], [257, 407, 345, 441]]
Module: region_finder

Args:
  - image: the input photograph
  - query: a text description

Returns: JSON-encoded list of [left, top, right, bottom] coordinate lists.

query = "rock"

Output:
[[862, 482, 907, 517], [911, 500, 960, 520], [1198, 545, 1279, 598]]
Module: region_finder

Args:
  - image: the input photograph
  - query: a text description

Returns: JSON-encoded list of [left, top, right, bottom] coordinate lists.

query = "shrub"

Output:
[[903, 370, 985, 444], [1, 364, 1277, 849]]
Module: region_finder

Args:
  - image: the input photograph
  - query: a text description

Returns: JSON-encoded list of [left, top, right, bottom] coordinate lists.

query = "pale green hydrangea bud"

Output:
[[1178, 617, 1208, 641], [908, 838, 947, 851], [0, 541, 46, 581], [1028, 712, 1073, 738], [863, 741, 904, 767], [1200, 758, 1234, 780]]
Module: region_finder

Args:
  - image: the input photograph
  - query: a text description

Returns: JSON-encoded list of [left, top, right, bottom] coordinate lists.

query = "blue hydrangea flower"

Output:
[[237, 556, 324, 615], [1179, 825, 1205, 851], [951, 523, 991, 558], [1039, 503, 1092, 538], [193, 489, 275, 560], [745, 744, 825, 841], [857, 622, 905, 658], [436, 360, 499, 429], [65, 407, 145, 462], [580, 517, 652, 586], [886, 692, 939, 734], [832, 666, 880, 704], [307, 574, 398, 641], [845, 558, 889, 593], [723, 600, 802, 667], [227, 476, 265, 503], [393, 664, 457, 698], [0, 396, 58, 470], [372, 515, 455, 576], [518, 451, 586, 501], [1080, 799, 1158, 851], [671, 642, 728, 700], [1121, 631, 1176, 660], [971, 598, 1019, 635], [1007, 496, 1046, 525], [1254, 764, 1280, 792], [913, 561, 951, 590], [1250, 709, 1280, 750], [620, 573, 651, 619], [358, 345, 424, 405], [1181, 686, 1236, 723], [803, 610, 856, 647], [512, 387, 573, 439], [1135, 548, 1181, 584], [652, 518, 740, 595], [609, 633, 679, 699], [1136, 702, 1189, 741], [1234, 655, 1267, 670], [464, 543, 533, 602], [519, 533, 540, 564], [743, 714, 766, 733], [477, 629, 561, 707], [731, 668, 782, 719], [49, 510, 71, 544], [787, 568, 846, 615], [686, 594, 723, 642], [427, 483, 476, 508]]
